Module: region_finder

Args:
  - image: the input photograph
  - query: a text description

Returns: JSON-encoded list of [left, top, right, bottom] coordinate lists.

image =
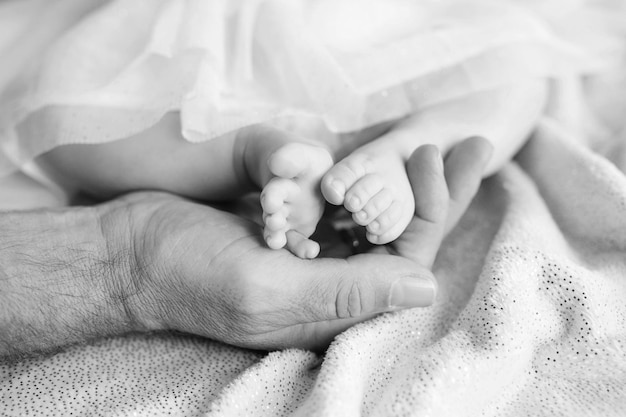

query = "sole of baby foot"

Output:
[[260, 142, 333, 258], [321, 148, 415, 245]]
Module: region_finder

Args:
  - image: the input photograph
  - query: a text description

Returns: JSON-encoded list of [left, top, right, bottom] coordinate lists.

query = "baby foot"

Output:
[[261, 143, 333, 259], [381, 138, 493, 268], [321, 142, 416, 245]]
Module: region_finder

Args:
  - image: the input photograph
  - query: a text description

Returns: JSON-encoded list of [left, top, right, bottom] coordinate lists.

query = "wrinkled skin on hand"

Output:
[[102, 137, 492, 352]]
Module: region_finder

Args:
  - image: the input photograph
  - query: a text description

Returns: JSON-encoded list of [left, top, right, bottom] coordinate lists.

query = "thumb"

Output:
[[288, 253, 437, 323], [266, 253, 438, 351]]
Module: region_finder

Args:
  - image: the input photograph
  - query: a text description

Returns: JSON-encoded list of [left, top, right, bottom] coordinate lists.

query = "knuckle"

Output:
[[335, 279, 369, 319]]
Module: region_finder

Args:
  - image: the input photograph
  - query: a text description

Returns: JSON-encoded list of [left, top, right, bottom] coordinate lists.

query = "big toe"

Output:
[[321, 154, 371, 205]]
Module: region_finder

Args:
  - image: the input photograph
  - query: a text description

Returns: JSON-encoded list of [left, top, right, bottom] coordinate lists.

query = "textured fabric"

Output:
[[2, 79, 626, 415], [0, 0, 623, 175]]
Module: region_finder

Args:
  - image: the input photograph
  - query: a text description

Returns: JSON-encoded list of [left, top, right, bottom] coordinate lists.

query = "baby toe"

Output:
[[321, 154, 371, 205], [286, 230, 320, 259], [265, 229, 287, 250], [261, 177, 300, 214], [321, 176, 347, 206], [264, 211, 288, 231], [369, 219, 408, 245], [366, 201, 404, 243], [344, 174, 384, 213], [368, 198, 417, 245], [352, 188, 393, 226]]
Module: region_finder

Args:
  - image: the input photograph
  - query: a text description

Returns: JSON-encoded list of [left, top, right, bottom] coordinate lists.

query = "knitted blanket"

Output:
[[1, 86, 626, 415]]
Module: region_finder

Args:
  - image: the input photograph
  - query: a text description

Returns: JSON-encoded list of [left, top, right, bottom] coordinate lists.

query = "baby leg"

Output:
[[41, 115, 333, 258]]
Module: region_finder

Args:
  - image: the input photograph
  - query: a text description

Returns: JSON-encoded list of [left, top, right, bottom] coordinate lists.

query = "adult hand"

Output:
[[0, 138, 492, 359], [104, 137, 492, 352], [103, 191, 435, 352], [2, 189, 428, 358], [380, 136, 494, 268]]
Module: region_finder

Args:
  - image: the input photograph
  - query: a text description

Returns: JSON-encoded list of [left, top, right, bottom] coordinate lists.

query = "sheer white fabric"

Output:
[[0, 0, 623, 175]]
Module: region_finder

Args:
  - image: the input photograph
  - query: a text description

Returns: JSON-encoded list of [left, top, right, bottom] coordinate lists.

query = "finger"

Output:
[[411, 145, 449, 224], [284, 254, 437, 322], [443, 136, 493, 234], [389, 144, 448, 268], [243, 252, 437, 350]]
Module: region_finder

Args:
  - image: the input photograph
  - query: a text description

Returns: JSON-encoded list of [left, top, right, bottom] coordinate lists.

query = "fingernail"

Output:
[[369, 220, 380, 232], [389, 276, 436, 309]]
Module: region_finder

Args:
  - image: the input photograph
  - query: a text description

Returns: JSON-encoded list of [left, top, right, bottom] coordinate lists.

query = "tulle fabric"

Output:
[[0, 0, 624, 176]]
